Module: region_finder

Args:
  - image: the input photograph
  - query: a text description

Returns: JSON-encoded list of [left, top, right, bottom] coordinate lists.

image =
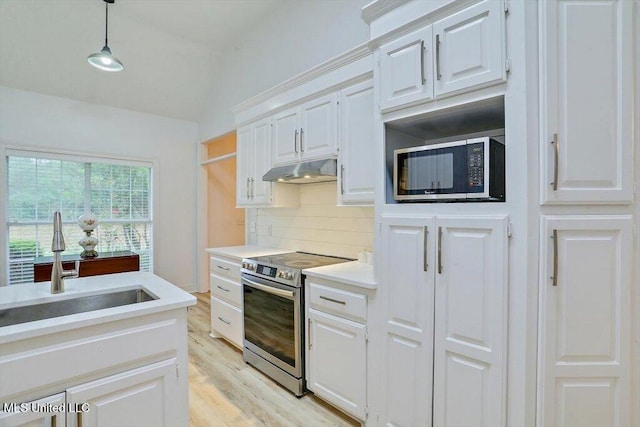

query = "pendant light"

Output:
[[87, 0, 124, 72]]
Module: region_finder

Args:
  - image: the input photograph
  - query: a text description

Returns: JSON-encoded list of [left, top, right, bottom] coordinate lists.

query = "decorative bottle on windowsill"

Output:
[[77, 213, 99, 258]]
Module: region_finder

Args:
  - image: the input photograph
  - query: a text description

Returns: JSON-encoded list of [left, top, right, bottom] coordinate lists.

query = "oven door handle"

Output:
[[242, 277, 295, 300]]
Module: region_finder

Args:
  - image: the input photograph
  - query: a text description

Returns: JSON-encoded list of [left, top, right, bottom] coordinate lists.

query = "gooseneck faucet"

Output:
[[51, 211, 78, 293]]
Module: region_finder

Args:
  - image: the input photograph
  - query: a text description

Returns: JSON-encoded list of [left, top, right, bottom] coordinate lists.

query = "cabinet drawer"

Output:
[[211, 296, 243, 348], [209, 256, 240, 281], [309, 282, 367, 323], [210, 274, 242, 306]]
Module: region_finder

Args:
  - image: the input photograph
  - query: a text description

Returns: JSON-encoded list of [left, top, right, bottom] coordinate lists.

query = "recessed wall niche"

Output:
[[384, 96, 506, 204]]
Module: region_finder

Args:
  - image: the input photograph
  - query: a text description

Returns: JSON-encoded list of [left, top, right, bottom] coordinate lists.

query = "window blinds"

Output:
[[6, 154, 153, 285]]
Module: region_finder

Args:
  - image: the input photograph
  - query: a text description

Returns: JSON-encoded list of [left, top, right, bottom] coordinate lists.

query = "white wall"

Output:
[[249, 183, 374, 259], [198, 0, 370, 140], [0, 86, 198, 290]]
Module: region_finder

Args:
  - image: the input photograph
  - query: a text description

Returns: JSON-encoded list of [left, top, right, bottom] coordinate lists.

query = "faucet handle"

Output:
[[62, 260, 80, 279]]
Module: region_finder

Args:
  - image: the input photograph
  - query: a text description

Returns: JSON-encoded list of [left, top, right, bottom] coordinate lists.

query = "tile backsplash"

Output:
[[248, 182, 374, 259]]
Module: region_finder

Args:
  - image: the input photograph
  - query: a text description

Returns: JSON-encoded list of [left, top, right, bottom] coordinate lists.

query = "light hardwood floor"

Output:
[[188, 292, 359, 427]]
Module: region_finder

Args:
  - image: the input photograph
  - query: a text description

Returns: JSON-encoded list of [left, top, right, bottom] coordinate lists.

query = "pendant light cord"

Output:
[[104, 1, 109, 46]]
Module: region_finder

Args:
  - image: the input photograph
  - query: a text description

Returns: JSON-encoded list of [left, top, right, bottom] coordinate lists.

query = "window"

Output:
[[6, 151, 153, 285]]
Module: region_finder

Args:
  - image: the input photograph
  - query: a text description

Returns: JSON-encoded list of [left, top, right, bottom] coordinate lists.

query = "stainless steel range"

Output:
[[241, 252, 352, 396]]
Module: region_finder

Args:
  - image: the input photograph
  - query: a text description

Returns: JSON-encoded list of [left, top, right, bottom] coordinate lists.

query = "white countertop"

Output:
[[206, 245, 290, 261], [0, 272, 196, 344], [303, 261, 377, 290]]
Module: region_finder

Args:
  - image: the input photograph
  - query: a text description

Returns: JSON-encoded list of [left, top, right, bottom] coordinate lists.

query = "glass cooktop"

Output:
[[248, 252, 353, 270]]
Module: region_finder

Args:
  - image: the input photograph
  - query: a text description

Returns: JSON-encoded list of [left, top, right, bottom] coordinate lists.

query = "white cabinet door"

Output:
[[0, 393, 65, 427], [380, 216, 435, 427], [432, 216, 508, 427], [539, 216, 632, 427], [540, 0, 633, 204], [272, 108, 300, 166], [338, 80, 375, 205], [67, 359, 180, 427], [236, 125, 253, 206], [308, 308, 367, 421], [379, 26, 433, 111], [433, 0, 506, 97], [299, 93, 338, 160], [251, 118, 272, 204]]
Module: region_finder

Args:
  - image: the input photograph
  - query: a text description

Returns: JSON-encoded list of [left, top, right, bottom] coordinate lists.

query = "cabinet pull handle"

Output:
[[250, 178, 254, 199], [217, 285, 230, 292], [437, 226, 443, 274], [420, 40, 426, 84], [246, 177, 250, 199], [217, 265, 230, 271], [551, 229, 558, 286], [300, 128, 304, 152], [436, 34, 442, 81], [551, 133, 558, 191], [308, 318, 312, 349], [423, 226, 429, 271], [294, 129, 299, 153], [319, 295, 346, 305], [218, 316, 231, 325], [341, 164, 345, 195]]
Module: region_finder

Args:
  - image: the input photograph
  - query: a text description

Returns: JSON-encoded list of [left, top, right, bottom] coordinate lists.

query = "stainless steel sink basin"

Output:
[[0, 288, 157, 328]]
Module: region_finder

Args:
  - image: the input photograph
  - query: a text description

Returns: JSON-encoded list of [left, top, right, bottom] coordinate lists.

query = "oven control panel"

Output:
[[241, 261, 256, 271], [277, 270, 294, 280], [256, 264, 277, 278]]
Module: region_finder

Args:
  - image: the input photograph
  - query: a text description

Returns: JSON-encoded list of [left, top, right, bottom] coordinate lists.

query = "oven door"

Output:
[[242, 273, 302, 378], [394, 140, 470, 201]]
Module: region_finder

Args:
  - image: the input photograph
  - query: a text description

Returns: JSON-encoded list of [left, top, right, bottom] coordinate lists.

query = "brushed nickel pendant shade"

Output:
[[87, 0, 123, 72]]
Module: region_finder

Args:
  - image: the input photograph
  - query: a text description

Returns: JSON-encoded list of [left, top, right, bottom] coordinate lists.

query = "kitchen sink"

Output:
[[0, 288, 157, 328]]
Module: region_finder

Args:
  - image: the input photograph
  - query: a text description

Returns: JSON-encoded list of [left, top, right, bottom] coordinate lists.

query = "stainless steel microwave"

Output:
[[393, 136, 505, 202]]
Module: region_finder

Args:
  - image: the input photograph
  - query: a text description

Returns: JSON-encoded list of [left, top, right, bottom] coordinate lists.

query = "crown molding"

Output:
[[361, 0, 410, 24], [232, 43, 372, 116]]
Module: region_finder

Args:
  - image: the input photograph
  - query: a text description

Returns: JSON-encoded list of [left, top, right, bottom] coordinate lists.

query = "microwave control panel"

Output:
[[467, 144, 484, 188]]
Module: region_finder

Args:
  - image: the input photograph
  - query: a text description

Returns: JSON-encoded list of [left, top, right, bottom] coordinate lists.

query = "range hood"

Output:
[[262, 159, 337, 184]]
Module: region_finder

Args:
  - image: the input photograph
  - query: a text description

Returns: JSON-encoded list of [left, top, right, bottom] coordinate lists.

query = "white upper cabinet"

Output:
[[300, 93, 339, 160], [251, 119, 272, 204], [236, 125, 254, 206], [339, 80, 375, 205], [540, 0, 633, 204], [378, 0, 506, 112], [272, 108, 300, 166], [272, 95, 339, 166], [237, 119, 298, 207], [539, 216, 633, 427], [433, 0, 507, 97], [379, 26, 434, 111]]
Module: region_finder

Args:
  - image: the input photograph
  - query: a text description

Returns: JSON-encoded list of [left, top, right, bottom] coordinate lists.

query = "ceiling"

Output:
[[0, 0, 284, 122]]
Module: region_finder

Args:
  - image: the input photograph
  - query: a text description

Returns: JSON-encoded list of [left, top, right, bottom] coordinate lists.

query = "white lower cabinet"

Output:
[[209, 254, 244, 348], [0, 393, 65, 427], [306, 279, 368, 422], [67, 359, 178, 427], [0, 359, 179, 427], [538, 215, 633, 427], [308, 309, 366, 421], [379, 215, 508, 427]]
